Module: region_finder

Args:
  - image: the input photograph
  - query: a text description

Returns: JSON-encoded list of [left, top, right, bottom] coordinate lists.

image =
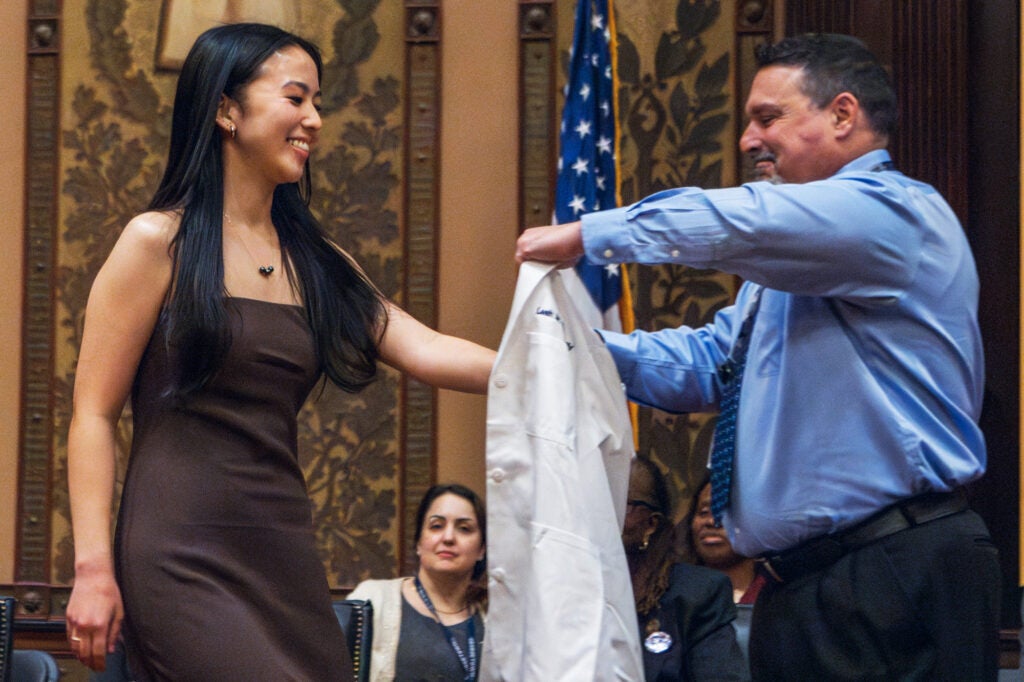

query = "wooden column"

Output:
[[401, 0, 442, 574], [519, 0, 557, 230], [733, 0, 776, 185], [17, 0, 63, 622]]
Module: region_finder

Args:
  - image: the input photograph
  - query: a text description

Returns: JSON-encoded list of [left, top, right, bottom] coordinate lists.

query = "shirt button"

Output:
[[489, 468, 506, 483], [493, 373, 508, 389], [670, 249, 680, 257], [603, 248, 614, 258]]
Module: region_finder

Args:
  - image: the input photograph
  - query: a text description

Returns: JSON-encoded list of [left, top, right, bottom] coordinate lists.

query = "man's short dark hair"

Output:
[[756, 33, 897, 139]]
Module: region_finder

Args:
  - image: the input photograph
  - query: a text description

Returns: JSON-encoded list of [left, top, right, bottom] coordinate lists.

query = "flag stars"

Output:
[[596, 136, 612, 155], [604, 264, 620, 278], [572, 158, 590, 176], [575, 119, 592, 138], [579, 83, 591, 101], [591, 12, 604, 31]]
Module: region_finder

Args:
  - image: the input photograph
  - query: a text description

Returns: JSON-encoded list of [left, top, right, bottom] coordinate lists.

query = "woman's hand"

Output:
[[65, 561, 124, 671]]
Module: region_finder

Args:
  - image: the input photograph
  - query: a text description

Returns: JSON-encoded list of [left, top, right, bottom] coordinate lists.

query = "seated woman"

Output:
[[624, 457, 749, 681], [686, 474, 766, 605], [349, 483, 486, 681]]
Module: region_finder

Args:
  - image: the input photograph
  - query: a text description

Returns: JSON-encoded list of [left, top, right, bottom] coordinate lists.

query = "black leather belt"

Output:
[[758, 489, 969, 584]]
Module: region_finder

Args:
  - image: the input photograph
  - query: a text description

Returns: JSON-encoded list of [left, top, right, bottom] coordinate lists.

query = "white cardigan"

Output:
[[346, 578, 405, 682], [348, 577, 489, 681]]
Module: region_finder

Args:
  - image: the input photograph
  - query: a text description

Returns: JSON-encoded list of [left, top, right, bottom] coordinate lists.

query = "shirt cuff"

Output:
[[581, 207, 633, 264]]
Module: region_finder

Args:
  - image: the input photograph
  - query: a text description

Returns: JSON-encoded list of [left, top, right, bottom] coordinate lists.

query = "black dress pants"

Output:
[[748, 510, 1000, 681]]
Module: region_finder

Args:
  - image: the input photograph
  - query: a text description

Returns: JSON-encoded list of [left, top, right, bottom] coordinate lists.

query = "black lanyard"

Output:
[[413, 576, 477, 681]]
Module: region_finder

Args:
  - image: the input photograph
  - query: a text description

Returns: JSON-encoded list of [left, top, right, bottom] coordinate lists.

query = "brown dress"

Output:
[[115, 298, 352, 681]]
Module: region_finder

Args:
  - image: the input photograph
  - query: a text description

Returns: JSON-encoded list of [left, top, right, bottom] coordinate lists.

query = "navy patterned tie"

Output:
[[710, 289, 763, 524]]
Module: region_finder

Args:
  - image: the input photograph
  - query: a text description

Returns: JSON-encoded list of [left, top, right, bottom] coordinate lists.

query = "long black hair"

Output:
[[627, 457, 676, 619], [149, 22, 385, 396]]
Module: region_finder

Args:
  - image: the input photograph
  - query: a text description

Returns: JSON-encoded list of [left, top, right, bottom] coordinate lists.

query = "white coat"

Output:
[[480, 262, 644, 681]]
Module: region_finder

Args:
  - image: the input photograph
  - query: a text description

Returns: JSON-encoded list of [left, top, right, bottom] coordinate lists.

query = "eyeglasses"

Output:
[[627, 499, 662, 513]]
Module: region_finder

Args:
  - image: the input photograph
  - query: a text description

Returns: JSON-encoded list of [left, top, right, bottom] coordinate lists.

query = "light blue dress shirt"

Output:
[[582, 149, 986, 556]]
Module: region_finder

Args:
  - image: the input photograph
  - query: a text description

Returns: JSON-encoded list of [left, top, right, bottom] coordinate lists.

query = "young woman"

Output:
[[349, 483, 487, 681], [64, 23, 494, 679]]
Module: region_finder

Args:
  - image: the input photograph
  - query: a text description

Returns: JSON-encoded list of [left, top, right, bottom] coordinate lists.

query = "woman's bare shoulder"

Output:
[[121, 210, 181, 246]]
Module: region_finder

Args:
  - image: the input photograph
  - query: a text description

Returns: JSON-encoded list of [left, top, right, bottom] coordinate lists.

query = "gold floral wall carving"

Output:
[[543, 0, 738, 526]]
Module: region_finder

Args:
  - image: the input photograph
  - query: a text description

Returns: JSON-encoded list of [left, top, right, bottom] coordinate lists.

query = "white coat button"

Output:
[[490, 468, 506, 483], [493, 373, 508, 389], [603, 248, 614, 258], [671, 249, 680, 257]]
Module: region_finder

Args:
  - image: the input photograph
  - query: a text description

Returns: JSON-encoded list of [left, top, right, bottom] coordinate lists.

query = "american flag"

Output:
[[555, 0, 629, 332]]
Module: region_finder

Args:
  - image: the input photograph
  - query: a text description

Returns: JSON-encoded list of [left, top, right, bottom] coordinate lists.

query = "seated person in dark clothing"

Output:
[[686, 475, 766, 605], [349, 483, 486, 681], [624, 457, 749, 681]]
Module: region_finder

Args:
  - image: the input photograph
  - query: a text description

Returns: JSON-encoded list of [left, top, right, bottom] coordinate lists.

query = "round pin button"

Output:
[[644, 631, 673, 654]]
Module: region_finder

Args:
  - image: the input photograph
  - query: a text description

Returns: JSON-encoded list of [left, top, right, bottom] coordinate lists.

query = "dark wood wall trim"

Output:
[[889, 1, 968, 222], [785, 0, 970, 222], [733, 0, 776, 185], [519, 0, 557, 230], [16, 0, 63, 621], [402, 0, 441, 574]]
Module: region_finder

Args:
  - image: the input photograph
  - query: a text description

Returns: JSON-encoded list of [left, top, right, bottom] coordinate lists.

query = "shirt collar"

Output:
[[835, 148, 893, 175]]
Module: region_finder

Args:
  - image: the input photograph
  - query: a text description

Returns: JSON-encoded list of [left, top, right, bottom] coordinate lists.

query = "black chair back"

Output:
[[332, 599, 373, 682], [0, 597, 14, 682]]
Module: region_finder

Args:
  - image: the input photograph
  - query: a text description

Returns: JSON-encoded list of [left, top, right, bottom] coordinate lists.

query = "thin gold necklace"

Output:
[[432, 603, 468, 615], [224, 213, 276, 277]]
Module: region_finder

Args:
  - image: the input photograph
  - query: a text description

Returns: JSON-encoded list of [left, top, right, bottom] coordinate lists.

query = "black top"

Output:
[[394, 596, 485, 681], [639, 563, 750, 681]]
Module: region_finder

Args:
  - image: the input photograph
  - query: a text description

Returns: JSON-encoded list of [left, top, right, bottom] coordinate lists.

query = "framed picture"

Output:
[[156, 0, 299, 70]]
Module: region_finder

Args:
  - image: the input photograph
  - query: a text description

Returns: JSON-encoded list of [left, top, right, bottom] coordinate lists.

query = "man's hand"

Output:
[[515, 221, 584, 267]]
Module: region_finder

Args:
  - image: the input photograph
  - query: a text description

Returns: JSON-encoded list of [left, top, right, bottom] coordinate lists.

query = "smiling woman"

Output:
[[63, 22, 494, 680], [349, 483, 488, 682]]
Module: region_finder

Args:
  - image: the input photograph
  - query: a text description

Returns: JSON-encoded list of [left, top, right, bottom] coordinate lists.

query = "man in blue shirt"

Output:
[[517, 33, 1000, 680]]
